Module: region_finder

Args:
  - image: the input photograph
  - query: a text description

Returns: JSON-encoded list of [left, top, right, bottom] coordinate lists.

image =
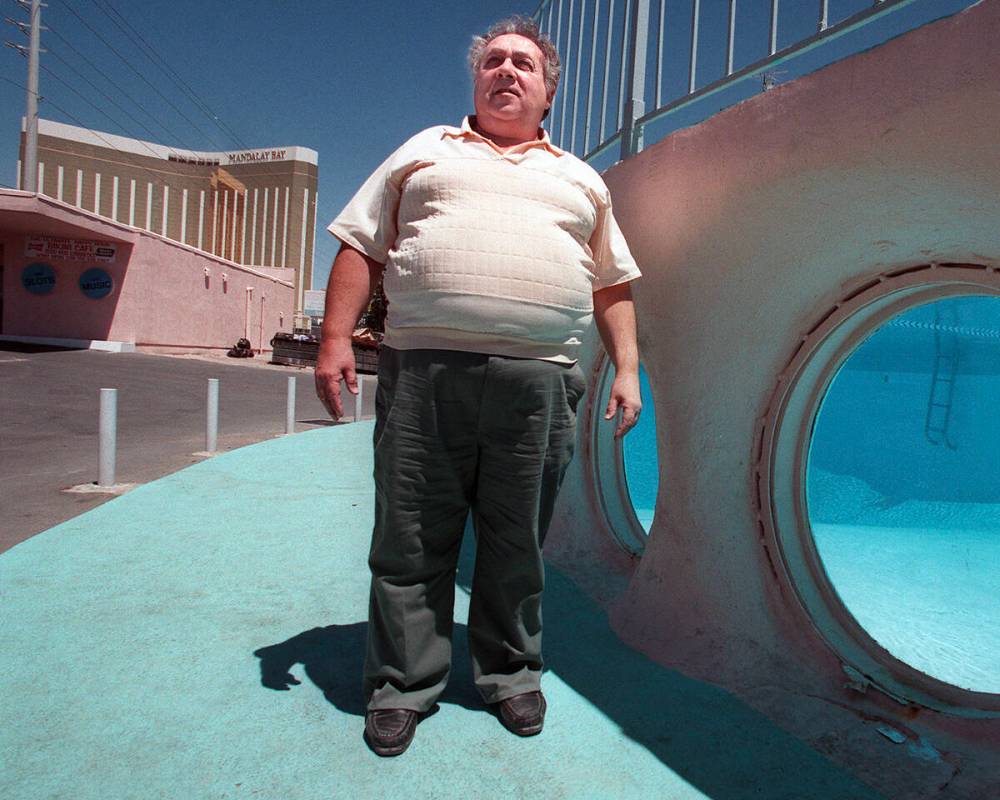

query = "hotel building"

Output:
[[18, 119, 319, 313]]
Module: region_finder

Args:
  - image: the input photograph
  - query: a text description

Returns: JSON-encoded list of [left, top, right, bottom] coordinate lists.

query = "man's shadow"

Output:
[[253, 620, 482, 717], [253, 522, 484, 717], [254, 525, 884, 799]]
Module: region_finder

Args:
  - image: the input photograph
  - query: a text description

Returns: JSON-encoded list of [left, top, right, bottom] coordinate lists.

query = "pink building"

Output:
[[0, 189, 294, 353]]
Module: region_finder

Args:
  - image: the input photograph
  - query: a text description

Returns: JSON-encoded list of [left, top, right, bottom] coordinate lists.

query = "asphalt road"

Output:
[[0, 344, 340, 553]]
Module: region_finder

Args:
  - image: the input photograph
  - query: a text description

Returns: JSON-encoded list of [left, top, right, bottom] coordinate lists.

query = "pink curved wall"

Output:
[[544, 2, 1000, 797]]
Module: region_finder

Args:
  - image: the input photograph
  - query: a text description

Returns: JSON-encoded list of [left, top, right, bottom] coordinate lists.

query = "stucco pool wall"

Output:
[[540, 1, 1000, 797]]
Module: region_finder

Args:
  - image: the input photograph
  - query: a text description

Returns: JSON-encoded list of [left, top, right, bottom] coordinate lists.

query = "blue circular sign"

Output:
[[22, 262, 56, 295], [79, 267, 114, 300]]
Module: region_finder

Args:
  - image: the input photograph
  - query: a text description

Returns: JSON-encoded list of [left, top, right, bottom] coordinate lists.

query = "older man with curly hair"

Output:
[[316, 15, 641, 756]]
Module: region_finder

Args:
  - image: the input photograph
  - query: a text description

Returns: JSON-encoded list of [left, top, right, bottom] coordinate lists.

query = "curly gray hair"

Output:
[[468, 15, 561, 100]]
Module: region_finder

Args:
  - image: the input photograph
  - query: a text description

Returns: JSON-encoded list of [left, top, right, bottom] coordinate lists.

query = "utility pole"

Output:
[[23, 0, 41, 192], [5, 0, 43, 192]]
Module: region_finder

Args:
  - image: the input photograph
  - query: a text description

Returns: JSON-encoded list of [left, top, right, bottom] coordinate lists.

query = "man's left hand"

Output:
[[604, 371, 642, 439]]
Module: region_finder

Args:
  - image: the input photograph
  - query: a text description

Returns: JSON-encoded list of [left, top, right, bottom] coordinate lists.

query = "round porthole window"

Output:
[[759, 265, 1000, 715], [808, 295, 1000, 693], [591, 356, 659, 555]]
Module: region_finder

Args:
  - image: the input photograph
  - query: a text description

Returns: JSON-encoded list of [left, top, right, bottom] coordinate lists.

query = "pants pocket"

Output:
[[563, 364, 587, 414]]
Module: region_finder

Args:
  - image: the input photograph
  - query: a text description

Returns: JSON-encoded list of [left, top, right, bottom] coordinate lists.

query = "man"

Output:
[[315, 16, 641, 757]]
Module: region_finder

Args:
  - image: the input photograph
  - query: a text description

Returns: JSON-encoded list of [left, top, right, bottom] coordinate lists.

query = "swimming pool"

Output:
[[622, 296, 1000, 695], [808, 295, 1000, 694], [623, 367, 659, 533]]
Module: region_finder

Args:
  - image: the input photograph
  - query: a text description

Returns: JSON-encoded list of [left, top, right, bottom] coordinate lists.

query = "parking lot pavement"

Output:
[[0, 344, 336, 553]]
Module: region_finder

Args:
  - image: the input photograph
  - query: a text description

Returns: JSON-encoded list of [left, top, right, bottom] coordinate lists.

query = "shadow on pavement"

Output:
[[0, 341, 74, 354], [537, 565, 885, 800], [254, 621, 482, 717], [254, 529, 883, 800]]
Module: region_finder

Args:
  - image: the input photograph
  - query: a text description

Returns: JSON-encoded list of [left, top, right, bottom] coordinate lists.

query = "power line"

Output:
[[5, 69, 316, 259], [44, 47, 185, 152], [1, 69, 159, 164], [6, 49, 314, 274], [39, 61, 180, 162], [60, 0, 226, 150], [39, 15, 200, 153], [7, 0, 252, 153], [0, 69, 30, 93], [87, 0, 251, 150], [3, 67, 210, 218], [5, 0, 201, 153]]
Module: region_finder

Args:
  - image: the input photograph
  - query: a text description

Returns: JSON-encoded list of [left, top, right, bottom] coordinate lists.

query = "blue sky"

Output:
[[0, 0, 973, 289]]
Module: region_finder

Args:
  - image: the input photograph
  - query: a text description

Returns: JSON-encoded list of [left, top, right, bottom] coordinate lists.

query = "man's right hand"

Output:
[[315, 337, 358, 420]]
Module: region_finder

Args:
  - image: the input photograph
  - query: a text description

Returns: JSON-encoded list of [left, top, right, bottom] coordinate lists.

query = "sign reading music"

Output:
[[79, 267, 114, 300]]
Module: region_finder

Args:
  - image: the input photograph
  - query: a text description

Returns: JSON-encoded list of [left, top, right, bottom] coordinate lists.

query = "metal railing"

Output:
[[534, 0, 973, 165]]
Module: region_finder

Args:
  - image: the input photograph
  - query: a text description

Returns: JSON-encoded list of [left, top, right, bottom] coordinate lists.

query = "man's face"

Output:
[[473, 34, 553, 134]]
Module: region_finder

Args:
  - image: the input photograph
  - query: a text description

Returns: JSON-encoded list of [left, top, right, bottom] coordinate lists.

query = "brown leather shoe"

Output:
[[364, 708, 418, 756], [496, 691, 546, 736]]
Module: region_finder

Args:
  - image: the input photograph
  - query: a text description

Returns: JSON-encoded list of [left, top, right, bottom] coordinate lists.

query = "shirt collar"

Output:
[[443, 116, 565, 157]]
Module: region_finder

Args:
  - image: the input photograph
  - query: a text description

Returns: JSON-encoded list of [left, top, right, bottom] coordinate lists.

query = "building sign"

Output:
[[79, 267, 114, 300], [22, 262, 56, 295], [303, 289, 325, 315], [225, 148, 288, 165], [26, 236, 118, 264]]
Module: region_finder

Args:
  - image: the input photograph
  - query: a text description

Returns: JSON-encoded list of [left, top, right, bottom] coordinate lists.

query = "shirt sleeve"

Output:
[[589, 188, 642, 291], [326, 148, 401, 264]]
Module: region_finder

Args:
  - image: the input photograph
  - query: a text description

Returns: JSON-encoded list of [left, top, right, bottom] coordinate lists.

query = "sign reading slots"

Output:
[[25, 236, 118, 264]]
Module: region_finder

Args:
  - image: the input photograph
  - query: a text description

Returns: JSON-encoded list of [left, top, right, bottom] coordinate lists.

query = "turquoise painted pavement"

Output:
[[0, 423, 885, 799]]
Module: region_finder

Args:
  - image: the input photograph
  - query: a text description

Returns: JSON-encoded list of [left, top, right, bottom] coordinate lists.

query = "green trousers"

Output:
[[365, 347, 585, 711]]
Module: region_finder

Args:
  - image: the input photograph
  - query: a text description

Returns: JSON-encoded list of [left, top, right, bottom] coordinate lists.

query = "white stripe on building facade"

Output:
[[37, 162, 44, 195], [211, 190, 218, 254], [94, 172, 101, 215], [129, 179, 136, 227], [261, 188, 269, 266], [161, 185, 169, 237], [310, 189, 319, 294], [221, 190, 229, 258], [240, 189, 248, 264], [270, 186, 279, 266], [56, 165, 64, 202], [146, 182, 153, 231], [230, 191, 239, 261], [299, 187, 309, 309], [251, 188, 259, 265], [281, 186, 290, 268], [198, 190, 205, 250], [75, 169, 83, 207], [112, 176, 119, 221], [181, 188, 188, 244]]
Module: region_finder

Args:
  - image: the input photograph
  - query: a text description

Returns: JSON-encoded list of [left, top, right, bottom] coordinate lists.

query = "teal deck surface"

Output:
[[1, 423, 884, 799]]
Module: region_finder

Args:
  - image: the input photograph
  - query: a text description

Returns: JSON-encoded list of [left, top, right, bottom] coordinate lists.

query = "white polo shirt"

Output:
[[329, 116, 640, 363]]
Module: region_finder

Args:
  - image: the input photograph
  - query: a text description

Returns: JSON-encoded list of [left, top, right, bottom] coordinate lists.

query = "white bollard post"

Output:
[[354, 376, 363, 422], [285, 376, 296, 434], [206, 378, 219, 453], [98, 388, 117, 487]]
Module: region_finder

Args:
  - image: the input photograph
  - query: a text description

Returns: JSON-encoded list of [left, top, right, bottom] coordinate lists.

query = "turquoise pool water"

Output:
[[808, 296, 1000, 693], [623, 367, 659, 532], [622, 297, 1000, 695]]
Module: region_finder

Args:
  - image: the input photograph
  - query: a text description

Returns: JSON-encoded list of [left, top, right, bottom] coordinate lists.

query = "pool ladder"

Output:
[[924, 303, 959, 450]]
